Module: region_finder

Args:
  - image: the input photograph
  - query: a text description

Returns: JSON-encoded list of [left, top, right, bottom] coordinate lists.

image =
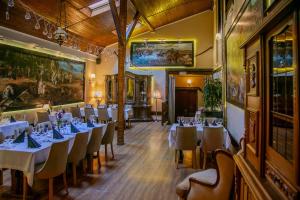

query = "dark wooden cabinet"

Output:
[[105, 71, 153, 121], [224, 0, 300, 199]]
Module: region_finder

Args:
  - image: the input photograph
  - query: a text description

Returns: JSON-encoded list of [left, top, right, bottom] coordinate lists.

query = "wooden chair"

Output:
[[84, 107, 95, 122], [68, 132, 89, 185], [23, 140, 69, 200], [101, 122, 115, 161], [97, 108, 110, 123], [86, 127, 103, 173], [70, 107, 82, 119], [175, 126, 197, 169], [111, 108, 118, 123], [176, 150, 234, 200], [36, 112, 50, 123], [202, 127, 224, 169], [24, 112, 37, 126]]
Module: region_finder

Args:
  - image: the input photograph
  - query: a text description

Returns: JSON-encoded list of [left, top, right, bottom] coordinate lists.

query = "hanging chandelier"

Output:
[[54, 0, 68, 46]]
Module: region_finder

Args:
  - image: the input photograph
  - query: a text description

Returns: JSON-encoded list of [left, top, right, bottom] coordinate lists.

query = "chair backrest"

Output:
[[98, 108, 110, 121], [111, 108, 118, 122], [87, 126, 103, 154], [175, 126, 197, 150], [187, 150, 234, 200], [205, 117, 218, 124], [68, 132, 89, 165], [37, 112, 50, 123], [101, 122, 115, 144], [0, 132, 4, 143], [36, 140, 69, 179], [25, 112, 37, 125], [70, 107, 81, 118], [203, 127, 224, 152], [36, 121, 52, 130], [84, 107, 95, 121], [215, 150, 234, 200]]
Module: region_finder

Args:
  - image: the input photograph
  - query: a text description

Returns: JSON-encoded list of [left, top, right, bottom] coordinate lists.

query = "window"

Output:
[[269, 25, 294, 162]]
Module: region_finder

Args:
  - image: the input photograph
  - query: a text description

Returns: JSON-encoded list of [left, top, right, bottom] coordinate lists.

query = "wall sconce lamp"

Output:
[[187, 79, 192, 87], [152, 90, 161, 122], [89, 73, 96, 84]]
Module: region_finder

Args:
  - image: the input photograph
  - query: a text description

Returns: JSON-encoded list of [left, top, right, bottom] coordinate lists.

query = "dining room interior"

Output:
[[0, 0, 299, 200]]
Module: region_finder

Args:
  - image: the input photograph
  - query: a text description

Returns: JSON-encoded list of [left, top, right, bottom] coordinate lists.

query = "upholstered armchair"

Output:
[[176, 150, 234, 200]]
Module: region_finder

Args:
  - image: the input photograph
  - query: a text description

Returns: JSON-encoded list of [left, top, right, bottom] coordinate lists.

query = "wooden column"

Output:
[[109, 0, 127, 145]]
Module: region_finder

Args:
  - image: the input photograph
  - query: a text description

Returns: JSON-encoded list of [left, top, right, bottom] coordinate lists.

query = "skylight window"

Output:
[[88, 0, 120, 17]]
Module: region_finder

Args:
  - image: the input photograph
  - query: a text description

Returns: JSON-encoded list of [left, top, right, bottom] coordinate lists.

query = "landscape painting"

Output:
[[131, 41, 194, 67], [0, 44, 85, 112], [226, 0, 262, 108]]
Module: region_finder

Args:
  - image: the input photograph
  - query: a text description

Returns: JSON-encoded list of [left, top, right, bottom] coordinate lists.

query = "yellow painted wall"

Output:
[[94, 11, 214, 112]]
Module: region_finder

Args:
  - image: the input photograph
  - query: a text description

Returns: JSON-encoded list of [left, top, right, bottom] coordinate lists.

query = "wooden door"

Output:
[[175, 88, 197, 119]]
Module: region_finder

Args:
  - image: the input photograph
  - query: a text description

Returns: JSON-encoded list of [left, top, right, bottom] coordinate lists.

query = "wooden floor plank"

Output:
[[0, 122, 198, 200]]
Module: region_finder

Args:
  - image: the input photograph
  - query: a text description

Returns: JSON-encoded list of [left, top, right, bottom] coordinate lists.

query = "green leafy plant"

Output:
[[203, 78, 222, 111]]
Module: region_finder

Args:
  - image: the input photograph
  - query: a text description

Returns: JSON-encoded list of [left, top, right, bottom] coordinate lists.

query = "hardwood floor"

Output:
[[1, 122, 199, 200]]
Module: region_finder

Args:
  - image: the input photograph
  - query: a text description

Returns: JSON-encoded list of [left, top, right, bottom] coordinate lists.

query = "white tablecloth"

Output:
[[0, 121, 29, 137], [168, 124, 231, 149], [80, 108, 131, 120], [0, 123, 107, 186]]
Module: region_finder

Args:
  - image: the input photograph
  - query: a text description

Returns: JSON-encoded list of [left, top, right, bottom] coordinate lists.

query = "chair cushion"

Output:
[[176, 169, 217, 198]]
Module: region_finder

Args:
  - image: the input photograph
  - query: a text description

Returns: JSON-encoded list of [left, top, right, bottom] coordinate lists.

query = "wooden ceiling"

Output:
[[0, 0, 212, 49]]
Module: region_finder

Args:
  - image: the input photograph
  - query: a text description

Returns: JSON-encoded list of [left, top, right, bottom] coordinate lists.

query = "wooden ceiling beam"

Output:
[[129, 0, 154, 32], [126, 11, 140, 43], [109, 0, 124, 45]]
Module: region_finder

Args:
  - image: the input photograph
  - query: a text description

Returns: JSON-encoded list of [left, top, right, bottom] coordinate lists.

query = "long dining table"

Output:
[[0, 122, 107, 187]]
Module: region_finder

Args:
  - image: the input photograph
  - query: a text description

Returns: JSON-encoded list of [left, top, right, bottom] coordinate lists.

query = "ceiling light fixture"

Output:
[[54, 0, 68, 46]]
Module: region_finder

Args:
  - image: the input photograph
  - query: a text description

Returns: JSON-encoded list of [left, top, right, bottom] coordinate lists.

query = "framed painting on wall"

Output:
[[247, 52, 259, 96], [226, 0, 263, 108], [130, 41, 194, 67], [0, 44, 85, 112]]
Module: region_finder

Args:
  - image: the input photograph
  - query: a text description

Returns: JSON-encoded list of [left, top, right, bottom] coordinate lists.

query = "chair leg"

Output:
[[48, 178, 53, 200], [87, 154, 94, 173], [192, 150, 196, 169], [72, 163, 77, 186], [176, 150, 179, 169], [82, 159, 87, 175], [0, 169, 3, 186], [105, 144, 108, 161], [110, 143, 115, 160], [175, 150, 177, 163], [203, 152, 207, 169], [23, 175, 27, 200], [63, 172, 68, 194], [97, 151, 101, 173]]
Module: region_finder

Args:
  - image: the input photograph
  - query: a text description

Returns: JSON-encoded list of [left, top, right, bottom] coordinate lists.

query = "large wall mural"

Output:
[[0, 44, 85, 112], [226, 0, 263, 108]]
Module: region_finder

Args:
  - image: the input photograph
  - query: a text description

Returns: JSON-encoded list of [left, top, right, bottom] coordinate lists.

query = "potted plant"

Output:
[[203, 78, 223, 118]]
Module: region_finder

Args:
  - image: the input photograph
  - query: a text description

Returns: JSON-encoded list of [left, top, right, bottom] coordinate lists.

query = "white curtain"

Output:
[[168, 75, 176, 124]]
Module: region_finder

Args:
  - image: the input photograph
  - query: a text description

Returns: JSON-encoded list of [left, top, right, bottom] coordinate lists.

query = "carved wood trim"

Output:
[[234, 154, 273, 200], [265, 162, 299, 200]]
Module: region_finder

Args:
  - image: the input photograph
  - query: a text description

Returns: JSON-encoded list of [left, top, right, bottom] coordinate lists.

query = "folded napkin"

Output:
[[212, 120, 217, 126], [87, 120, 94, 128], [13, 130, 25, 143], [71, 123, 80, 133], [27, 134, 41, 148], [52, 128, 64, 139], [179, 120, 184, 126], [10, 116, 16, 123], [204, 119, 209, 127]]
